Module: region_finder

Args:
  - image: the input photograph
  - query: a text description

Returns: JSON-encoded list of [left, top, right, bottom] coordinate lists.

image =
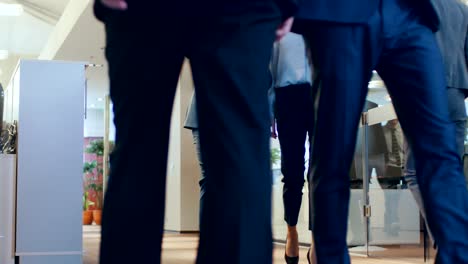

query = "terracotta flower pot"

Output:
[[83, 211, 93, 225], [93, 210, 102, 225]]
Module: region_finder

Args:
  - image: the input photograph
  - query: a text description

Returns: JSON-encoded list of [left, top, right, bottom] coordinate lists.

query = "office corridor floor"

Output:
[[83, 226, 431, 264]]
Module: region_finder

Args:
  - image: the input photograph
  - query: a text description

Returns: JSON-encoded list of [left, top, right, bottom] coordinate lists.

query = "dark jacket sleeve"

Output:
[[275, 0, 298, 20], [94, 0, 107, 22]]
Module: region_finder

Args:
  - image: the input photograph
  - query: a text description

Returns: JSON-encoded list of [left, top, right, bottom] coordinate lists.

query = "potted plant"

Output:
[[85, 140, 105, 225], [82, 192, 94, 225], [86, 139, 104, 156], [83, 162, 97, 225], [87, 181, 103, 224], [83, 161, 97, 178]]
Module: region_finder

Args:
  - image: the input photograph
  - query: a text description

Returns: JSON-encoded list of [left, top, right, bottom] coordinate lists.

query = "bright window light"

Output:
[[0, 3, 23, 16], [0, 50, 8, 60]]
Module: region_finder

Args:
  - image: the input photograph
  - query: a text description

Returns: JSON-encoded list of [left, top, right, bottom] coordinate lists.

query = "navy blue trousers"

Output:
[[301, 2, 468, 263], [275, 84, 315, 227]]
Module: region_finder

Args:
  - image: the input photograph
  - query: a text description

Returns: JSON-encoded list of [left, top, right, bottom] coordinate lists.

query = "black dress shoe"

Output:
[[284, 254, 299, 264]]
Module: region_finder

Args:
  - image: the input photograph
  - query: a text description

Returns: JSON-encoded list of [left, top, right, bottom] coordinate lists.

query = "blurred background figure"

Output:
[[270, 32, 313, 264]]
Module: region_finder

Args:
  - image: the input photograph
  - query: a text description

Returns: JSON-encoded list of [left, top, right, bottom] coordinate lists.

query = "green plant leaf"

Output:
[[270, 148, 281, 165], [83, 161, 97, 174], [86, 139, 105, 157], [82, 192, 95, 211]]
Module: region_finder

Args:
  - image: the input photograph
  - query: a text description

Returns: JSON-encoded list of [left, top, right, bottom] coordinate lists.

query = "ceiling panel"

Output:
[[0, 0, 65, 86], [13, 0, 71, 16]]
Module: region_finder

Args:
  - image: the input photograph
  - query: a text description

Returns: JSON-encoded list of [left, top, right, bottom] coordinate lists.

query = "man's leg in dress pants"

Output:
[[187, 10, 281, 264], [99, 18, 185, 264], [303, 23, 374, 264], [403, 86, 468, 243], [376, 24, 468, 264]]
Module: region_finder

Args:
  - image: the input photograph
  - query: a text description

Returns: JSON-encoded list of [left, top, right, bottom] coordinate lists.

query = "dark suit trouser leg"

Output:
[[100, 9, 281, 264], [376, 23, 468, 264], [304, 23, 374, 264], [188, 11, 281, 264], [275, 85, 314, 227], [100, 20, 185, 264]]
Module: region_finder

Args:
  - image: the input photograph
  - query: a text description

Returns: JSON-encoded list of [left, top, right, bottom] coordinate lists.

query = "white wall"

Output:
[[109, 105, 116, 141], [84, 108, 104, 137], [39, 0, 90, 60], [179, 63, 201, 231], [165, 88, 182, 231], [165, 61, 201, 232]]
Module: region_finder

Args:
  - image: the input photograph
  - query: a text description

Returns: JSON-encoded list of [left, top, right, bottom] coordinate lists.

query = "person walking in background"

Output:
[[184, 93, 206, 224], [403, 0, 468, 245], [293, 0, 468, 262], [94, 0, 297, 263], [270, 32, 314, 264]]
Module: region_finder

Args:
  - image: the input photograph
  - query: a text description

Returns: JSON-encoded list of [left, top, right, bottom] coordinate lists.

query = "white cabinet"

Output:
[[0, 155, 16, 264], [1, 60, 85, 264]]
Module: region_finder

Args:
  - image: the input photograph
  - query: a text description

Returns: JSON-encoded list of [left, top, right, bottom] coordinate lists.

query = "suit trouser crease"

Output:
[[303, 5, 468, 264], [100, 10, 281, 264]]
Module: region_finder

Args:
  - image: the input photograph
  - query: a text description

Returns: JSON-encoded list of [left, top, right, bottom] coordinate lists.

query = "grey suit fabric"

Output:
[[433, 0, 468, 89]]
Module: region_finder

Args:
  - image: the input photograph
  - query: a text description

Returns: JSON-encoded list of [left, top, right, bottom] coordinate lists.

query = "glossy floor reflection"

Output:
[[83, 226, 432, 264]]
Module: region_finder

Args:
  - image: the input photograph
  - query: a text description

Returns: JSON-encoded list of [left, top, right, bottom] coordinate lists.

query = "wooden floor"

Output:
[[83, 226, 433, 264]]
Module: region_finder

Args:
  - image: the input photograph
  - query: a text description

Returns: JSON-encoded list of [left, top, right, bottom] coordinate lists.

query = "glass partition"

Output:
[[355, 82, 427, 261], [365, 103, 423, 260], [347, 126, 367, 247]]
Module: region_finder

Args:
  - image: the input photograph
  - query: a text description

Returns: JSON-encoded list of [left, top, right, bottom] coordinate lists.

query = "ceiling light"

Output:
[[97, 98, 103, 102], [0, 3, 23, 17], [0, 50, 9, 60], [90, 104, 96, 108]]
